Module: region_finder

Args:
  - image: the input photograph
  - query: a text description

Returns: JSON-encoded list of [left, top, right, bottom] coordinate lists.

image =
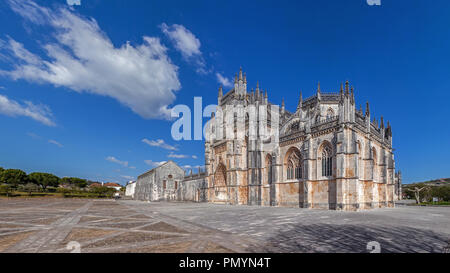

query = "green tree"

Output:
[[60, 177, 87, 189], [22, 183, 39, 196], [28, 172, 60, 191], [0, 169, 27, 188], [0, 185, 13, 197]]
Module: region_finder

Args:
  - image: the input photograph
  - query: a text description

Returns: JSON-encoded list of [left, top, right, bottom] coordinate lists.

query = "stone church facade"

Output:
[[135, 68, 401, 211]]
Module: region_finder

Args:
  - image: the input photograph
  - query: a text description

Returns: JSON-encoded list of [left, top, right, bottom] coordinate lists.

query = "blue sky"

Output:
[[0, 0, 449, 184]]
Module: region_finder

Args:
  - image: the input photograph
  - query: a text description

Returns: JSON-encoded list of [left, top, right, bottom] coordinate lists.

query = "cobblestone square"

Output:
[[0, 198, 449, 253]]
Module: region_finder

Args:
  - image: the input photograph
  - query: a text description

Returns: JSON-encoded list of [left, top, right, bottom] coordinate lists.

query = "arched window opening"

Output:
[[326, 108, 334, 119], [286, 148, 302, 180], [321, 146, 332, 177], [266, 155, 273, 185]]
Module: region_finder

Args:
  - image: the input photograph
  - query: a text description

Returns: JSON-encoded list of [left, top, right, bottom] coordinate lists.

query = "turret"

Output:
[[296, 91, 303, 112], [317, 82, 321, 101], [218, 85, 223, 104]]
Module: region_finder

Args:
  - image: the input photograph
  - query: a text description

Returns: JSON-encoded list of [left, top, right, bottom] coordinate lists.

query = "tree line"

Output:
[[0, 167, 119, 198]]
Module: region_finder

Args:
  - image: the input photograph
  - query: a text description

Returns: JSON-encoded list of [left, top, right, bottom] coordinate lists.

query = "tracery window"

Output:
[[326, 108, 334, 119], [321, 146, 333, 177], [286, 149, 302, 180]]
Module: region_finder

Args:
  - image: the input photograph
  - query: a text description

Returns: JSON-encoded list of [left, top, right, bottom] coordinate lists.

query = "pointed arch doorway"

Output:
[[214, 163, 228, 203]]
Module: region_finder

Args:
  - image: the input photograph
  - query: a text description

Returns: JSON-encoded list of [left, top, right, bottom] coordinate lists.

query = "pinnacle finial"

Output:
[[340, 83, 343, 94], [243, 72, 247, 83], [282, 98, 285, 107], [317, 82, 321, 93], [265, 89, 268, 98], [365, 101, 370, 116], [297, 91, 303, 111], [256, 81, 259, 91], [345, 80, 349, 95], [218, 85, 223, 97], [239, 67, 243, 81], [234, 73, 238, 84]]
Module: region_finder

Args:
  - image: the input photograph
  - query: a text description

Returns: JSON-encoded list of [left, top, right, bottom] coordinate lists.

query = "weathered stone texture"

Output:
[[134, 69, 402, 211]]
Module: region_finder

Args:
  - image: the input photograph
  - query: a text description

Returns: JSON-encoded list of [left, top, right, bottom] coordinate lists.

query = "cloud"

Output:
[[167, 152, 191, 159], [106, 156, 128, 167], [48, 139, 63, 148], [216, 73, 233, 88], [0, 93, 55, 126], [67, 0, 81, 6], [160, 23, 206, 74], [144, 160, 166, 168], [192, 155, 198, 159], [27, 132, 41, 139], [142, 138, 177, 151], [120, 175, 134, 180], [2, 0, 181, 119]]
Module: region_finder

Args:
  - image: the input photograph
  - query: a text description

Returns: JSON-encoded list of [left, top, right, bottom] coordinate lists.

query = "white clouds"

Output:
[[161, 23, 207, 74], [48, 139, 63, 148], [142, 138, 177, 151], [216, 73, 233, 88], [167, 152, 193, 159], [144, 160, 166, 168], [120, 175, 134, 180], [67, 0, 81, 6], [192, 155, 198, 159], [105, 156, 128, 167], [0, 94, 55, 126], [2, 0, 181, 119], [161, 23, 201, 58]]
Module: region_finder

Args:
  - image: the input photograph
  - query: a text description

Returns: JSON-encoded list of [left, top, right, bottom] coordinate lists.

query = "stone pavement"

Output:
[[0, 198, 449, 253]]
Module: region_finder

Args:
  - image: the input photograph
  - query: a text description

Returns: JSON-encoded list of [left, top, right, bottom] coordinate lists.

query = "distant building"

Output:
[[125, 181, 136, 198], [104, 182, 122, 191]]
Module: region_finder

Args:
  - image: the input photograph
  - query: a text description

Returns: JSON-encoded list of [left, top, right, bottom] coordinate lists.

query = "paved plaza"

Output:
[[0, 198, 449, 253]]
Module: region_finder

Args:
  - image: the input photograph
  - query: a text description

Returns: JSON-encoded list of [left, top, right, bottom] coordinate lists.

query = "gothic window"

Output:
[[321, 146, 333, 177], [326, 108, 334, 119], [266, 155, 273, 185], [163, 180, 167, 190], [174, 181, 178, 190], [286, 148, 302, 180]]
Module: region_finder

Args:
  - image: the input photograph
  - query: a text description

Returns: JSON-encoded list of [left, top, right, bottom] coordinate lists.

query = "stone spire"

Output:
[[345, 80, 349, 95], [350, 86, 355, 104], [365, 101, 370, 116], [243, 72, 247, 84], [296, 90, 303, 111], [380, 116, 384, 128], [317, 82, 321, 100], [239, 67, 243, 81], [281, 98, 285, 113], [218, 85, 223, 98], [234, 73, 238, 84]]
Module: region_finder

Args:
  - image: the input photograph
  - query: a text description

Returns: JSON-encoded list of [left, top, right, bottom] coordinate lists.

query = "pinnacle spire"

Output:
[[345, 80, 349, 95], [365, 101, 370, 116], [218, 85, 223, 97], [297, 90, 303, 111], [317, 82, 321, 93], [239, 67, 243, 81], [256, 81, 259, 91], [234, 73, 238, 84], [243, 72, 247, 84]]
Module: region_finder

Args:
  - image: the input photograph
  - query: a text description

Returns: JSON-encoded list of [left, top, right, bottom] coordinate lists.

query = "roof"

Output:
[[104, 182, 121, 187]]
